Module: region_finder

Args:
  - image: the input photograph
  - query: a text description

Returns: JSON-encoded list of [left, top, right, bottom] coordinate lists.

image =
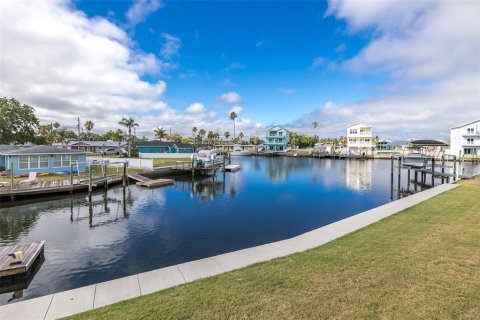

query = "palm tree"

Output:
[[229, 111, 237, 140], [55, 129, 69, 148], [118, 117, 139, 157], [192, 127, 198, 143], [224, 131, 230, 141], [238, 132, 244, 142], [198, 129, 206, 144], [312, 121, 318, 140], [154, 127, 167, 140], [112, 129, 124, 149], [52, 122, 61, 130], [84, 120, 94, 141]]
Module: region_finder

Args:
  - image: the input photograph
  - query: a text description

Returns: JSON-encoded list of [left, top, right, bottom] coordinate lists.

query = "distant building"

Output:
[[64, 140, 126, 153], [346, 123, 373, 155], [0, 145, 87, 177], [137, 141, 197, 158], [448, 119, 480, 156], [264, 126, 290, 152], [377, 139, 394, 151]]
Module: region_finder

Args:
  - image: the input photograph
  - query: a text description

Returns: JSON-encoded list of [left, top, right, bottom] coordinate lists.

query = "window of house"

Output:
[[467, 138, 474, 144], [62, 155, 71, 167], [40, 155, 49, 168], [467, 128, 474, 134], [278, 132, 283, 136], [29, 156, 39, 169], [53, 155, 62, 167], [349, 129, 358, 134], [19, 156, 29, 169]]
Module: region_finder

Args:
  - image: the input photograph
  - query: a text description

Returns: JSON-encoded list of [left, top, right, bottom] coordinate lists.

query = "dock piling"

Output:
[[431, 157, 435, 187], [397, 157, 401, 199], [122, 162, 127, 188], [10, 161, 14, 190], [453, 156, 457, 181]]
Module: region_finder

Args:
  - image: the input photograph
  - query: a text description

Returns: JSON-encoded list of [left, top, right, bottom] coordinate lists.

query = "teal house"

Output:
[[264, 126, 291, 152], [0, 145, 87, 177], [137, 141, 196, 157]]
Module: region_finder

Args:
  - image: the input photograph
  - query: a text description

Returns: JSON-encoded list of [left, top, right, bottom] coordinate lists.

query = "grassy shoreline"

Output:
[[67, 178, 480, 319]]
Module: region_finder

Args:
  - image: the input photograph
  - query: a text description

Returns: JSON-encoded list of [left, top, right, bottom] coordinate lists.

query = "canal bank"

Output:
[[0, 181, 463, 319]]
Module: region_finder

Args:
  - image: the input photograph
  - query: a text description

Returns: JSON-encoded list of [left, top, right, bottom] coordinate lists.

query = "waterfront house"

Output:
[[137, 141, 197, 158], [264, 126, 290, 152], [61, 140, 126, 153], [407, 140, 449, 156], [346, 123, 373, 155], [377, 139, 394, 151], [447, 119, 480, 156], [0, 145, 87, 177]]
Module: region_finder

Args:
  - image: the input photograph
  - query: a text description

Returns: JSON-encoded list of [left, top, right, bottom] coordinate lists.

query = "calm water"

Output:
[[0, 157, 478, 304]]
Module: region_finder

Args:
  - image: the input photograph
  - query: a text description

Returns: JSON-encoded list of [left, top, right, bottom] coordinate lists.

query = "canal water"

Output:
[[0, 157, 478, 304]]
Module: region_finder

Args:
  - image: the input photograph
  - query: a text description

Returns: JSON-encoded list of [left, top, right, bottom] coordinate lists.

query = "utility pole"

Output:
[[77, 117, 81, 142]]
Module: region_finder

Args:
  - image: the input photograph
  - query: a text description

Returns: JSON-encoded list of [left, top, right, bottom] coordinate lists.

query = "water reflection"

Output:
[[0, 157, 479, 305], [344, 160, 373, 191]]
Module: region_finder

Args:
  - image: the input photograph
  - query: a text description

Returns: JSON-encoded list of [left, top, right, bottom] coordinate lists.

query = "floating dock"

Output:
[[225, 164, 241, 172], [128, 174, 174, 188], [0, 241, 45, 278]]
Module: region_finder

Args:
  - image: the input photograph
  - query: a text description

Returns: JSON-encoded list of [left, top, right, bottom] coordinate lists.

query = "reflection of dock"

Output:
[[0, 241, 45, 278], [128, 174, 174, 188]]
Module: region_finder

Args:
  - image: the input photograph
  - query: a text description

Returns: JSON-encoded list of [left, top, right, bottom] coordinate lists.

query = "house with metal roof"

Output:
[[137, 141, 197, 158], [264, 126, 291, 152], [0, 145, 87, 176]]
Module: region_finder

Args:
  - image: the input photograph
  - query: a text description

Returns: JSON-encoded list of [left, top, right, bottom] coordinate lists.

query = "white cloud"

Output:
[[160, 33, 181, 59], [294, 0, 480, 139], [186, 102, 206, 114], [126, 0, 163, 28], [228, 105, 244, 115], [216, 91, 243, 106]]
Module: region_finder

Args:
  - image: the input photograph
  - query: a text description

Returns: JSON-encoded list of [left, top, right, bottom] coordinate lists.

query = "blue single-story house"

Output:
[[0, 145, 87, 177], [137, 141, 197, 155]]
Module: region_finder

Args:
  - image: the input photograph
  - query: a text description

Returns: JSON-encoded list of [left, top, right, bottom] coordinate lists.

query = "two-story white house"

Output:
[[264, 126, 290, 152], [448, 119, 480, 156], [346, 123, 373, 155]]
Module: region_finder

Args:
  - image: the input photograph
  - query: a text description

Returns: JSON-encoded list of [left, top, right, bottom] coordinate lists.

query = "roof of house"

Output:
[[136, 141, 196, 149], [266, 125, 289, 132], [0, 145, 87, 155], [450, 119, 480, 129], [69, 140, 126, 147], [346, 123, 372, 128], [0, 145, 24, 153], [408, 140, 449, 147]]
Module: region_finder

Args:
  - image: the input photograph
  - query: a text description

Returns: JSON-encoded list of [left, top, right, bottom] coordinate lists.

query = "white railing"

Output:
[[139, 153, 196, 159], [87, 157, 153, 170]]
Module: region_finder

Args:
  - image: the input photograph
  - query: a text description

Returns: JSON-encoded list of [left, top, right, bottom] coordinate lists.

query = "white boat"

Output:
[[192, 149, 223, 168], [230, 144, 252, 156]]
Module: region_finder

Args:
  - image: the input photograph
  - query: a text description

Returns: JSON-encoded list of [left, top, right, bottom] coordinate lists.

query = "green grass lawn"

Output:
[[152, 158, 191, 167], [67, 178, 480, 319]]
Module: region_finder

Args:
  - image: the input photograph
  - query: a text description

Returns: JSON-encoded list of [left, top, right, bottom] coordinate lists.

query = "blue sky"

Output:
[[1, 0, 479, 139], [76, 0, 378, 124]]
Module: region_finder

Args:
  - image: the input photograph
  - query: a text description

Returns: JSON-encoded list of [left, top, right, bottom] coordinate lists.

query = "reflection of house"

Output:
[[0, 145, 87, 176], [264, 126, 290, 152], [346, 124, 373, 155], [137, 141, 197, 158], [345, 160, 372, 191], [448, 119, 480, 156]]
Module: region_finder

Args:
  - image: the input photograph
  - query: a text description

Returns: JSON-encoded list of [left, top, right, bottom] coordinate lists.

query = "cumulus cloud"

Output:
[[185, 102, 206, 114], [126, 0, 163, 28], [215, 91, 243, 106], [160, 33, 181, 59], [291, 0, 480, 139]]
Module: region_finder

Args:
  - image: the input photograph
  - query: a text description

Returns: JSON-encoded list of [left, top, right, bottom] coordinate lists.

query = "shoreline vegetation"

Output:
[[66, 177, 480, 320]]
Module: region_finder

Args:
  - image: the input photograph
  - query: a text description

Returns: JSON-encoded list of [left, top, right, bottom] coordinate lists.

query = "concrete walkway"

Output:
[[0, 183, 458, 320]]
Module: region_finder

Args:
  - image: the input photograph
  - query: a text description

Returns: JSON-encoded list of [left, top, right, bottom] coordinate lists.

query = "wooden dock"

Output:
[[0, 241, 45, 278], [128, 174, 174, 188]]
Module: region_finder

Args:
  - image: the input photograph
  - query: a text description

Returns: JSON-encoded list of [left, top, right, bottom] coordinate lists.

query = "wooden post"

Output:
[[453, 156, 457, 181], [397, 157, 401, 199], [407, 169, 411, 191], [70, 163, 74, 186], [104, 163, 108, 189], [431, 157, 435, 187], [88, 164, 92, 194], [122, 162, 127, 188], [414, 171, 418, 192], [441, 154, 445, 184], [10, 160, 14, 190]]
